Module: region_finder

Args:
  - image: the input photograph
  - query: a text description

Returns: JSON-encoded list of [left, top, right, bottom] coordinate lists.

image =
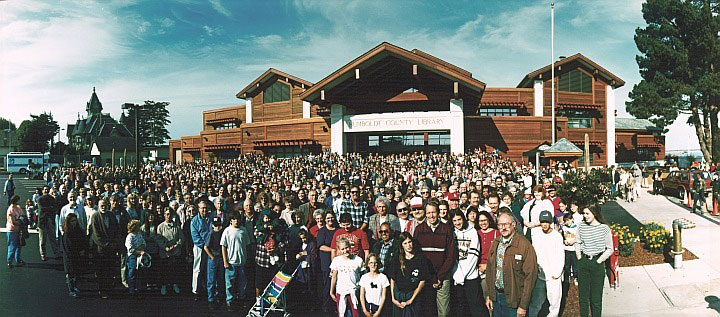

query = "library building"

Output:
[[169, 42, 665, 167]]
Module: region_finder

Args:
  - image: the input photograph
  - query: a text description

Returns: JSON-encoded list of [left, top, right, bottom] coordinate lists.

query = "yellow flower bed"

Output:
[[640, 222, 670, 254], [610, 223, 635, 257]]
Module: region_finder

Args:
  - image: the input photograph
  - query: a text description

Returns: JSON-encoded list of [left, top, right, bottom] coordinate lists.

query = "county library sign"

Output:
[[343, 111, 451, 133]]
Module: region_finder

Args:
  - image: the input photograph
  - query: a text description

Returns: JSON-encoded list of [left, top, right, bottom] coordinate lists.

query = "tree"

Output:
[[15, 113, 59, 152], [121, 100, 171, 148], [627, 0, 720, 163], [0, 117, 17, 148]]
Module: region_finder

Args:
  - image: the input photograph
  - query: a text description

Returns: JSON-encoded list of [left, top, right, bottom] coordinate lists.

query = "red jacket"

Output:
[[413, 221, 456, 281]]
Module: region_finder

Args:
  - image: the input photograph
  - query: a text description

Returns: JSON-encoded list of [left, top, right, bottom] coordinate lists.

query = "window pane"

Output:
[[581, 72, 592, 93]]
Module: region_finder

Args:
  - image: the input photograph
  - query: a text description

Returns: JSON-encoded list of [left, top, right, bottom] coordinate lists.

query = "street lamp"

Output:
[[122, 103, 141, 170]]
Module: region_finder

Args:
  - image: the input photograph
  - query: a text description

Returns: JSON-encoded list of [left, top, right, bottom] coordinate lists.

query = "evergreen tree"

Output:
[[627, 0, 720, 162], [120, 101, 171, 147]]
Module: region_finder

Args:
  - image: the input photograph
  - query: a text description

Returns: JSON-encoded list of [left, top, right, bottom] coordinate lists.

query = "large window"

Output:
[[578, 153, 595, 165], [263, 81, 291, 104], [215, 122, 238, 130], [558, 69, 592, 93], [478, 108, 517, 116], [264, 146, 310, 158], [560, 109, 594, 129]]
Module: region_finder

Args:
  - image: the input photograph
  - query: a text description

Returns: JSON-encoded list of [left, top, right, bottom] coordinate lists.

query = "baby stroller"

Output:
[[247, 262, 302, 317]]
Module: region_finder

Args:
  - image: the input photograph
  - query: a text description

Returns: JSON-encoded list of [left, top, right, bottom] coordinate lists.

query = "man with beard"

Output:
[[485, 211, 537, 317]]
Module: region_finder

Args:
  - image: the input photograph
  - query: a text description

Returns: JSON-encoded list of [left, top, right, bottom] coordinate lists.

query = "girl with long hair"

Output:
[[388, 232, 429, 317], [575, 204, 613, 317], [449, 210, 483, 317], [62, 213, 88, 298]]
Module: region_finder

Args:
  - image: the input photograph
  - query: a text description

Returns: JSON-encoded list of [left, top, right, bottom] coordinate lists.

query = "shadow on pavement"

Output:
[[706, 295, 720, 313], [601, 201, 644, 234]]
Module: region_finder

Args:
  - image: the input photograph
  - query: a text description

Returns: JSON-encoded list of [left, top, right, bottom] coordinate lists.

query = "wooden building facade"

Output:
[[169, 42, 664, 166]]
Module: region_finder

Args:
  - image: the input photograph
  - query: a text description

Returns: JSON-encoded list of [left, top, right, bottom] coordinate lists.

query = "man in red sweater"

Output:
[[413, 201, 456, 317]]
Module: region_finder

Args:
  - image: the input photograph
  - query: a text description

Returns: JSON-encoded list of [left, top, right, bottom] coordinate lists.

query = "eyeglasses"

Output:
[[421, 191, 429, 194], [378, 230, 390, 233], [497, 223, 513, 228], [397, 208, 408, 212], [350, 191, 359, 194]]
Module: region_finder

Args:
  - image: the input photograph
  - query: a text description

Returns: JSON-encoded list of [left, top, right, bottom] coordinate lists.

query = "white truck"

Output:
[[5, 152, 59, 174]]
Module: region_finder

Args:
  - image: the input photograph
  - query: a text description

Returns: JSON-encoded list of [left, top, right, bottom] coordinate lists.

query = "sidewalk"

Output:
[[603, 190, 720, 316]]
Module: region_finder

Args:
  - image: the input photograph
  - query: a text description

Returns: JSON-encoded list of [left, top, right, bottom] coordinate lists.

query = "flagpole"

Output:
[[551, 1, 556, 144]]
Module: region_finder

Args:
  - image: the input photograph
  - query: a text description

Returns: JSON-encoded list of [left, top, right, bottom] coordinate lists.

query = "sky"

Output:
[[0, 0, 698, 151]]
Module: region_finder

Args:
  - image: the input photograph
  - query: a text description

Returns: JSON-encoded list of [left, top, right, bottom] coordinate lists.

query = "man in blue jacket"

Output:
[[191, 200, 212, 300]]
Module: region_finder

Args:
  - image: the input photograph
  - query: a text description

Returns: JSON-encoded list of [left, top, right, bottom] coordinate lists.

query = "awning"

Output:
[[253, 139, 317, 147], [637, 144, 663, 148], [206, 118, 241, 125], [571, 139, 603, 146], [183, 147, 201, 152], [204, 144, 242, 150], [479, 101, 525, 108], [557, 103, 602, 110]]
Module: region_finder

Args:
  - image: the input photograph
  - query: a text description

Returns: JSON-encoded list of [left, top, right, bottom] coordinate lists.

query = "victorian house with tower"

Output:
[[66, 88, 137, 166]]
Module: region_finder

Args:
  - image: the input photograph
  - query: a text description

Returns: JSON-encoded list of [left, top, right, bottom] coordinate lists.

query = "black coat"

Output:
[[63, 230, 88, 275], [89, 211, 121, 255]]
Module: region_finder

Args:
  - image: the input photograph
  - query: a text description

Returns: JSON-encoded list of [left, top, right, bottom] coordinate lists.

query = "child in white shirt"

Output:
[[330, 237, 364, 317], [359, 253, 389, 316]]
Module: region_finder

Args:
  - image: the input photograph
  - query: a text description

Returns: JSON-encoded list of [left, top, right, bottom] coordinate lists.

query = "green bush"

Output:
[[557, 168, 613, 207]]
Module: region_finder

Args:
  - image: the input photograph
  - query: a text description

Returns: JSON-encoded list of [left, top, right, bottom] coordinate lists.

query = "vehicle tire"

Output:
[[678, 187, 686, 201], [18, 168, 26, 174]]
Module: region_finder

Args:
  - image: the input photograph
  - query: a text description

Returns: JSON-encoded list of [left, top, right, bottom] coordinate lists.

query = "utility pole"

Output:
[[551, 1, 556, 144]]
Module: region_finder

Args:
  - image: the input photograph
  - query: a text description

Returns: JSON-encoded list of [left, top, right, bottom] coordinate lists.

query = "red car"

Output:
[[660, 170, 712, 200]]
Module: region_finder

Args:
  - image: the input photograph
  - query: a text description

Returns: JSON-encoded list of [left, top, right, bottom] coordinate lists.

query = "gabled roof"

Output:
[[235, 68, 314, 99], [299, 42, 486, 103], [615, 118, 661, 131], [517, 53, 625, 89], [545, 138, 583, 154]]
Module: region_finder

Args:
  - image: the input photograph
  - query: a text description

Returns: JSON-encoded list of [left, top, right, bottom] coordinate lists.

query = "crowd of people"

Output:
[[5, 149, 617, 317]]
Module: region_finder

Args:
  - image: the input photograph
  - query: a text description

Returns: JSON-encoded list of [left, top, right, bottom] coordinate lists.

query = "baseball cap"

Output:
[[409, 197, 424, 210], [539, 210, 553, 223], [445, 192, 459, 201], [212, 217, 223, 226]]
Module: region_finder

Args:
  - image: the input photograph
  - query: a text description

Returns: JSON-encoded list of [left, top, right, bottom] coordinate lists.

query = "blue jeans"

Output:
[[127, 253, 139, 294], [528, 278, 547, 317], [225, 264, 246, 304], [493, 292, 518, 317], [7, 232, 22, 265], [207, 256, 225, 302]]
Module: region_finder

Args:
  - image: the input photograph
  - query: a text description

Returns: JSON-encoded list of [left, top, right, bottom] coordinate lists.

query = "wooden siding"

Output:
[[465, 116, 569, 163], [203, 106, 246, 131]]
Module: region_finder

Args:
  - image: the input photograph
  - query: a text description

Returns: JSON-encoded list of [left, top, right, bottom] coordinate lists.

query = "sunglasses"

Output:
[[378, 230, 390, 234], [397, 208, 408, 212], [350, 191, 359, 194]]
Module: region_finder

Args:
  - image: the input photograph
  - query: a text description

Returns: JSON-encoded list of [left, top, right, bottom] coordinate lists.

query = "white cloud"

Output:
[[208, 0, 231, 17], [203, 25, 216, 36], [138, 21, 151, 33]]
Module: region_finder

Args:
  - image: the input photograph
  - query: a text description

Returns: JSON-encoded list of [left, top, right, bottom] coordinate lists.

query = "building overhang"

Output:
[[517, 53, 625, 89], [235, 68, 314, 99], [299, 42, 485, 106]]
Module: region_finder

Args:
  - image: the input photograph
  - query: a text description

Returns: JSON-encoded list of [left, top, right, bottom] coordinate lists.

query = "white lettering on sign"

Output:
[[344, 113, 450, 132]]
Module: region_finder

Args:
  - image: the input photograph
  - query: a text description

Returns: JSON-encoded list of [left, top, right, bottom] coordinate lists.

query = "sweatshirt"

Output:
[[452, 226, 480, 285], [531, 228, 565, 281], [413, 221, 456, 281]]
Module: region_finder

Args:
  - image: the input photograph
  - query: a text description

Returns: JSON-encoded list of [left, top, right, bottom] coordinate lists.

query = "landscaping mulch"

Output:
[[618, 242, 698, 267]]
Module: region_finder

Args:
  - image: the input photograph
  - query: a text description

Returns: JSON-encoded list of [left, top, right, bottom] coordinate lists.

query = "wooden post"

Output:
[[111, 148, 115, 167], [584, 133, 590, 170]]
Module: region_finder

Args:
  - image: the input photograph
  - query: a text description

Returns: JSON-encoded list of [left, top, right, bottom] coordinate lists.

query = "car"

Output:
[[660, 170, 712, 200]]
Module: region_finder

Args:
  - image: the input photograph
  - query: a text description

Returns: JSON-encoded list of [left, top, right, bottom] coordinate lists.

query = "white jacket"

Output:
[[532, 228, 565, 281], [452, 226, 480, 285], [520, 199, 554, 234]]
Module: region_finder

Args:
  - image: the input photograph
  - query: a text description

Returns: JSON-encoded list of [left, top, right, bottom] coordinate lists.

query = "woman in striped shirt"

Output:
[[575, 204, 613, 317]]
